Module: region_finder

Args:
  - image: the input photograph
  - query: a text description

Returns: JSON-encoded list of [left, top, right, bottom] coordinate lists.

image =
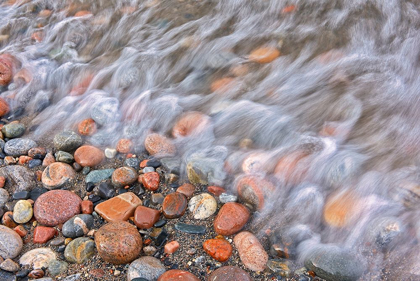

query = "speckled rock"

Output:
[[19, 248, 56, 269], [4, 138, 36, 157], [144, 133, 176, 156], [188, 193, 217, 219], [2, 123, 25, 139], [162, 193, 187, 219], [208, 266, 252, 281], [0, 258, 19, 272], [48, 260, 68, 277], [53, 131, 82, 152], [0, 225, 23, 259], [203, 236, 232, 262], [112, 167, 137, 188], [127, 256, 166, 281], [64, 237, 95, 264], [42, 162, 76, 189], [0, 188, 9, 208], [13, 200, 33, 223], [234, 231, 268, 272], [214, 203, 250, 236], [0, 166, 34, 193], [62, 214, 94, 238], [74, 145, 104, 167]]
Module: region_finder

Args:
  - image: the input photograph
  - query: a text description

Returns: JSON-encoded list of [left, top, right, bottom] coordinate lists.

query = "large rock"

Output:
[[4, 138, 36, 156], [0, 166, 35, 193], [94, 192, 142, 222], [127, 256, 166, 281], [42, 162, 76, 189], [0, 225, 23, 259]]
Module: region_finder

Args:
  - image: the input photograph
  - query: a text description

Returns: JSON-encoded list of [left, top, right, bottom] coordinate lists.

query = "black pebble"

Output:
[[30, 187, 48, 201], [88, 194, 101, 203], [97, 182, 115, 199], [86, 182, 95, 192], [146, 159, 161, 168], [16, 269, 30, 277], [57, 245, 66, 252], [28, 159, 42, 168]]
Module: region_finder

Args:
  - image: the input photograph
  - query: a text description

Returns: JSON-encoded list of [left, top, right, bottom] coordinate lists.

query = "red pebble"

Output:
[[164, 241, 180, 254], [0, 176, 5, 188], [116, 139, 132, 154], [14, 225, 27, 237], [158, 270, 200, 281], [33, 226, 57, 244], [176, 183, 195, 198], [203, 236, 233, 262], [81, 200, 94, 214], [142, 172, 160, 191], [140, 159, 148, 168]]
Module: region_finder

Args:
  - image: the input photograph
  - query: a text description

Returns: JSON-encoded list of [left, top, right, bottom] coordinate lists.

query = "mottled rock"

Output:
[[55, 151, 74, 163], [214, 203, 250, 236], [2, 123, 25, 139], [74, 145, 104, 167], [249, 46, 280, 63], [42, 162, 76, 189], [172, 111, 211, 138], [78, 119, 97, 136], [19, 248, 56, 269], [144, 133, 176, 156], [0, 258, 19, 272], [208, 266, 252, 281], [62, 214, 94, 238], [0, 189, 9, 208], [64, 237, 95, 264], [53, 131, 82, 152], [112, 167, 137, 188], [162, 193, 187, 219], [203, 237, 232, 262], [127, 256, 166, 281], [81, 200, 93, 214], [174, 223, 206, 234], [157, 269, 199, 281], [142, 172, 160, 191], [116, 139, 132, 154], [236, 175, 275, 210], [85, 169, 114, 183], [134, 206, 161, 229], [0, 225, 23, 259], [0, 166, 34, 193], [4, 138, 36, 157], [188, 193, 217, 219], [176, 183, 195, 198], [48, 260, 68, 277], [234, 231, 268, 271], [95, 192, 142, 222], [13, 200, 33, 224]]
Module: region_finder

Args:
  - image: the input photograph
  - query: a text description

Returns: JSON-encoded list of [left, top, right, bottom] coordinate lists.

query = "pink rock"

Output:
[[233, 231, 268, 272]]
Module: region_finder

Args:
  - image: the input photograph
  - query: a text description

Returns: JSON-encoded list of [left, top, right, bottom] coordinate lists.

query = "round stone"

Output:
[[172, 111, 211, 138], [249, 46, 280, 63], [162, 192, 187, 219], [112, 167, 137, 188], [176, 183, 195, 198], [214, 202, 250, 236], [78, 119, 97, 136], [236, 175, 275, 211], [34, 190, 82, 226], [2, 123, 25, 139], [42, 162, 76, 190], [13, 200, 33, 223], [208, 266, 252, 281], [0, 225, 23, 259], [142, 172, 160, 191], [64, 237, 95, 264], [203, 237, 232, 262], [234, 231, 268, 272], [74, 145, 104, 167], [144, 133, 176, 156], [53, 131, 83, 152], [4, 138, 36, 157], [0, 258, 19, 272], [95, 221, 142, 264], [19, 248, 56, 269], [116, 139, 132, 154], [188, 193, 217, 219], [157, 270, 199, 281], [62, 214, 94, 238], [127, 256, 166, 281]]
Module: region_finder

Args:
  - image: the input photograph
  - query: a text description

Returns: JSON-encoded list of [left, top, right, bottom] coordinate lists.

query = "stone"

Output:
[[42, 153, 55, 167], [208, 266, 252, 281], [144, 133, 176, 156], [219, 193, 237, 203], [85, 169, 114, 183], [211, 77, 236, 93], [0, 98, 9, 117], [19, 248, 56, 269], [78, 119, 97, 136], [112, 167, 137, 188], [95, 221, 142, 264], [81, 200, 93, 214], [4, 138, 36, 157], [172, 111, 211, 138], [0, 189, 9, 208], [249, 46, 280, 63], [127, 256, 166, 281], [74, 145, 104, 167], [48, 260, 68, 277], [142, 172, 160, 191], [62, 214, 94, 238], [0, 269, 16, 281], [91, 97, 120, 126], [42, 162, 76, 189], [97, 182, 116, 199], [33, 226, 57, 244], [236, 175, 275, 210], [104, 148, 117, 159], [1, 123, 25, 139], [0, 177, 5, 188], [63, 274, 81, 281], [323, 190, 360, 228], [13, 225, 27, 237], [188, 193, 217, 219], [28, 147, 47, 159], [134, 206, 161, 229], [0, 166, 34, 193], [304, 245, 365, 281], [34, 190, 82, 226], [53, 131, 82, 152], [207, 186, 226, 196], [162, 193, 187, 219], [94, 192, 142, 222], [160, 158, 180, 174], [64, 237, 95, 264], [234, 231, 268, 271], [203, 236, 232, 262], [4, 157, 15, 165], [13, 200, 33, 223], [11, 190, 29, 200], [2, 211, 17, 228], [116, 139, 133, 153], [157, 270, 199, 281], [164, 241, 179, 254], [0, 225, 23, 259], [151, 193, 164, 205], [174, 223, 206, 234], [187, 157, 226, 186], [0, 55, 15, 87], [28, 269, 44, 279], [30, 187, 48, 201], [125, 158, 140, 170], [214, 203, 250, 236], [176, 183, 195, 198], [55, 151, 74, 163], [0, 258, 19, 272]]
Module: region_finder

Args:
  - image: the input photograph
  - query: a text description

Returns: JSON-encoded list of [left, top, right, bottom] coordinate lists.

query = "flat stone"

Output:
[[2, 123, 25, 139], [0, 258, 19, 272], [33, 226, 57, 244], [142, 172, 160, 191], [214, 203, 250, 236], [0, 225, 23, 259], [19, 248, 56, 269], [42, 162, 76, 189], [53, 131, 83, 152], [85, 169, 114, 183], [74, 145, 104, 167], [112, 167, 137, 188], [97, 182, 116, 199], [0, 166, 34, 193], [208, 266, 252, 281], [11, 190, 29, 200], [203, 237, 232, 262], [134, 206, 161, 229], [48, 260, 68, 277], [64, 237, 95, 264], [95, 192, 142, 222], [234, 231, 268, 271], [162, 193, 187, 219], [157, 270, 199, 281], [188, 193, 217, 219], [62, 214, 94, 238], [174, 223, 206, 234], [42, 153, 55, 167], [13, 200, 33, 224], [4, 138, 36, 156], [127, 256, 166, 281]]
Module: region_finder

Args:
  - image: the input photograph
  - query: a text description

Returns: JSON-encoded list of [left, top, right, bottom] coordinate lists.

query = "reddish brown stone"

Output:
[[139, 159, 148, 168], [74, 145, 104, 167], [33, 226, 57, 243], [0, 98, 8, 117], [95, 221, 142, 264], [274, 150, 309, 184], [323, 190, 360, 228], [31, 31, 44, 42], [249, 46, 280, 63], [158, 270, 200, 281], [74, 10, 92, 17], [142, 172, 160, 191], [4, 156, 16, 165], [234, 231, 268, 271], [90, 269, 106, 278], [144, 133, 176, 156], [176, 183, 195, 198], [172, 111, 211, 138], [13, 225, 27, 237], [28, 147, 46, 158], [94, 192, 142, 222], [18, 156, 32, 165], [2, 211, 17, 228], [78, 118, 97, 136], [208, 266, 252, 281], [0, 176, 5, 188], [42, 153, 55, 167], [207, 186, 225, 196], [164, 241, 180, 254], [0, 55, 15, 87], [214, 203, 250, 236], [42, 162, 76, 189], [203, 236, 232, 262], [28, 269, 44, 279], [34, 190, 82, 226], [162, 193, 187, 219], [236, 175, 275, 210], [112, 167, 137, 188], [81, 200, 93, 214], [116, 139, 132, 154], [134, 206, 160, 229]]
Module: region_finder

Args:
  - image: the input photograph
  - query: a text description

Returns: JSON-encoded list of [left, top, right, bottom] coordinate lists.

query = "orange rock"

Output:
[[33, 226, 57, 243], [230, 64, 249, 77], [139, 159, 149, 168], [157, 270, 200, 281], [214, 203, 250, 236], [249, 46, 280, 63], [78, 118, 97, 136], [112, 167, 137, 188], [81, 200, 94, 214], [203, 236, 232, 262], [0, 54, 18, 86], [134, 206, 160, 229], [172, 111, 211, 138], [144, 133, 176, 156], [74, 10, 92, 17], [142, 172, 160, 191], [94, 192, 142, 222], [116, 139, 132, 154], [176, 183, 195, 198], [234, 231, 268, 272], [236, 175, 275, 210], [42, 162, 76, 189], [274, 151, 309, 184], [241, 152, 267, 174], [42, 153, 55, 167], [211, 77, 236, 93], [164, 241, 180, 254], [207, 186, 226, 196], [39, 9, 52, 17], [31, 31, 44, 42], [323, 190, 359, 228], [14, 225, 27, 237], [282, 5, 296, 14], [18, 156, 32, 165], [69, 74, 94, 96], [162, 193, 187, 219], [4, 156, 16, 165], [74, 145, 104, 167]]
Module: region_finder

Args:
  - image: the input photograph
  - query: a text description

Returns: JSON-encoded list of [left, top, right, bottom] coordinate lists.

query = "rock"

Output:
[[160, 158, 180, 174], [219, 193, 237, 203], [85, 169, 114, 183], [151, 193, 164, 205], [33, 226, 57, 243], [134, 206, 161, 229], [249, 46, 280, 63], [1, 123, 25, 139], [0, 177, 5, 188], [48, 260, 68, 277], [95, 192, 142, 222], [13, 225, 26, 237], [62, 214, 94, 238], [95, 221, 142, 264], [0, 98, 9, 117], [172, 111, 211, 138], [34, 190, 82, 226], [214, 203, 250, 236], [0, 189, 9, 208], [304, 245, 365, 281], [126, 158, 140, 170], [207, 186, 226, 196], [2, 211, 17, 228], [55, 151, 74, 163], [236, 175, 275, 210], [19, 248, 56, 269], [144, 133, 176, 156], [81, 200, 93, 214], [4, 138, 36, 157], [211, 77, 236, 93], [188, 193, 217, 219], [116, 139, 133, 154], [176, 183, 195, 198], [0, 258, 19, 272], [234, 231, 268, 271], [4, 156, 15, 165], [203, 236, 232, 262], [28, 269, 44, 278], [127, 256, 166, 281], [104, 148, 117, 159], [91, 97, 120, 126], [97, 182, 116, 199], [78, 119, 97, 136], [164, 241, 179, 254], [0, 225, 23, 259], [12, 190, 29, 200], [157, 269, 199, 281], [162, 193, 187, 219], [42, 162, 76, 189], [142, 172, 160, 191], [74, 145, 104, 167], [63, 274, 81, 281], [112, 167, 137, 188], [30, 187, 48, 201], [0, 55, 15, 87], [53, 131, 82, 152], [323, 190, 360, 228], [208, 266, 252, 281], [28, 147, 47, 159], [174, 223, 206, 234], [64, 237, 95, 264], [42, 153, 55, 167], [13, 200, 33, 223]]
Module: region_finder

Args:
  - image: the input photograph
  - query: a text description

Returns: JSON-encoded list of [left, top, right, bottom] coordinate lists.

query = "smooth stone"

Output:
[[219, 193, 237, 203], [105, 148, 117, 159], [127, 256, 166, 281], [143, 167, 155, 173], [49, 237, 65, 246], [30, 187, 48, 201], [12, 190, 29, 200], [208, 266, 252, 281], [160, 158, 180, 174], [0, 225, 23, 259], [0, 189, 9, 208], [234, 231, 268, 271], [28, 159, 42, 168], [174, 223, 206, 234], [82, 166, 90, 175], [63, 274, 81, 281], [125, 158, 140, 170], [42, 162, 76, 189], [48, 260, 68, 277], [112, 167, 137, 188], [236, 175, 275, 210], [91, 97, 120, 126], [62, 214, 94, 238], [157, 270, 199, 281], [0, 166, 34, 193], [55, 151, 74, 163], [13, 200, 33, 223], [142, 172, 160, 191], [203, 237, 232, 262], [134, 206, 161, 229], [53, 131, 82, 152], [1, 123, 25, 139], [214, 203, 250, 236], [151, 193, 164, 205], [74, 145, 104, 167], [162, 193, 187, 219], [4, 138, 36, 156], [97, 182, 116, 199], [154, 220, 167, 228], [0, 258, 19, 272], [144, 133, 176, 156], [85, 169, 114, 183], [176, 183, 195, 198], [19, 248, 56, 269], [0, 269, 16, 281], [186, 156, 226, 186], [64, 237, 95, 264], [188, 193, 217, 219]]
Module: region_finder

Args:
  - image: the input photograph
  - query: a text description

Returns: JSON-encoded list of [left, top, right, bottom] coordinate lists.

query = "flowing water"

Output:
[[2, 0, 420, 279]]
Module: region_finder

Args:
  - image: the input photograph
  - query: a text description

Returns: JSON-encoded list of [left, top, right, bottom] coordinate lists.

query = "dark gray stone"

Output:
[[53, 131, 82, 152], [174, 223, 206, 234], [0, 269, 16, 281], [62, 214, 94, 238], [55, 151, 74, 163]]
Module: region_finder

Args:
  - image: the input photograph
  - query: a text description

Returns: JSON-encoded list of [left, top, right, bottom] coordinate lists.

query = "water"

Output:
[[2, 0, 420, 279]]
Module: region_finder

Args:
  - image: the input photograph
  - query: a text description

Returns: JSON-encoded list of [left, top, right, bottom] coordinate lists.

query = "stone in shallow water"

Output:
[[85, 169, 114, 183], [62, 214, 94, 238], [127, 256, 166, 281], [64, 237, 95, 264], [219, 193, 237, 203], [53, 131, 83, 152], [174, 223, 206, 234], [0, 188, 9, 208], [19, 248, 56, 269], [91, 97, 120, 126], [0, 225, 23, 259], [4, 138, 36, 156]]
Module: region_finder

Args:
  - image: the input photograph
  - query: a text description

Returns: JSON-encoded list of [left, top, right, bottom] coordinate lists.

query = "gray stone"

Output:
[[160, 158, 181, 174], [63, 274, 81, 281], [2, 123, 25, 139], [53, 131, 82, 152], [0, 258, 19, 272], [62, 214, 94, 238], [142, 167, 155, 173], [48, 260, 68, 277], [0, 269, 16, 281], [0, 225, 23, 259], [127, 256, 166, 281], [125, 158, 140, 170], [91, 97, 120, 126], [0, 139, 4, 150], [0, 166, 34, 193], [4, 138, 36, 156], [0, 189, 9, 208], [19, 248, 56, 269], [174, 223, 206, 234], [85, 169, 115, 183], [64, 237, 95, 264], [36, 278, 54, 281], [55, 151, 74, 163], [219, 193, 237, 203], [206, 52, 237, 69]]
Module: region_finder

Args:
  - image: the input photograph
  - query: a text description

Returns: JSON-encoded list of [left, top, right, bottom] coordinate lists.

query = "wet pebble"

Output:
[[78, 119, 97, 136], [42, 162, 76, 189], [0, 225, 23, 259], [134, 206, 161, 229], [4, 138, 36, 157], [0, 269, 16, 281], [127, 256, 166, 281], [176, 183, 195, 198], [174, 223, 206, 234], [234, 231, 268, 271], [214, 202, 250, 236], [91, 97, 120, 126], [28, 159, 42, 168], [162, 192, 187, 219], [13, 200, 33, 224], [53, 131, 82, 152], [28, 268, 45, 279], [112, 167, 137, 187], [97, 182, 116, 199], [95, 192, 141, 221], [125, 158, 140, 170], [0, 98, 9, 117], [85, 168, 114, 183], [81, 200, 93, 214], [64, 237, 95, 264], [33, 226, 57, 244], [104, 148, 117, 159], [219, 193, 237, 203], [74, 145, 104, 167], [1, 123, 25, 139], [188, 193, 217, 219], [144, 133, 176, 156], [142, 172, 160, 191], [62, 214, 94, 238], [48, 260, 68, 277], [203, 236, 232, 262], [55, 151, 74, 163]]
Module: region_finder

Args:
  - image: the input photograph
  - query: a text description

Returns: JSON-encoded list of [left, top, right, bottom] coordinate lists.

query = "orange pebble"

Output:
[[211, 77, 236, 93], [78, 118, 97, 136], [249, 46, 280, 63]]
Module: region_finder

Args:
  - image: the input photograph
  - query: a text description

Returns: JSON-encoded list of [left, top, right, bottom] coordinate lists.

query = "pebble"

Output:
[[157, 269, 199, 281], [62, 214, 94, 238], [18, 155, 32, 165], [142, 167, 155, 173], [143, 246, 157, 256], [63, 274, 81, 281], [0, 269, 16, 281], [112, 167, 137, 187], [0, 258, 19, 272], [53, 131, 83, 152], [172, 111, 211, 138], [64, 237, 95, 264], [30, 187, 48, 201], [203, 236, 232, 262], [207, 186, 226, 196], [134, 206, 161, 229], [91, 97, 120, 126], [104, 148, 117, 159], [211, 77, 236, 93], [164, 241, 179, 254], [78, 119, 97, 136], [0, 188, 9, 208], [19, 248, 56, 269], [219, 193, 237, 203], [174, 223, 206, 234], [127, 256, 166, 281], [95, 192, 142, 222], [236, 175, 275, 210], [234, 231, 268, 271], [214, 202, 250, 236], [142, 172, 160, 191], [95, 221, 142, 264], [208, 266, 252, 281], [151, 193, 164, 205], [144, 133, 176, 156], [28, 269, 44, 279], [4, 156, 15, 165], [81, 200, 93, 214], [175, 184, 195, 198], [0, 225, 22, 259], [2, 211, 17, 228], [28, 147, 46, 159], [187, 157, 225, 186], [188, 193, 217, 219], [85, 169, 114, 183], [125, 157, 140, 170], [28, 159, 42, 168], [74, 145, 104, 167], [249, 46, 280, 63], [1, 123, 25, 139], [33, 226, 57, 244], [12, 200, 32, 223], [97, 182, 116, 199], [0, 177, 5, 188], [42, 153, 55, 167], [4, 138, 36, 157], [162, 192, 187, 219], [34, 190, 82, 226], [55, 151, 74, 163], [116, 139, 132, 153], [49, 237, 65, 246], [48, 260, 68, 277], [42, 162, 76, 189], [13, 225, 26, 237], [323, 190, 359, 228]]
